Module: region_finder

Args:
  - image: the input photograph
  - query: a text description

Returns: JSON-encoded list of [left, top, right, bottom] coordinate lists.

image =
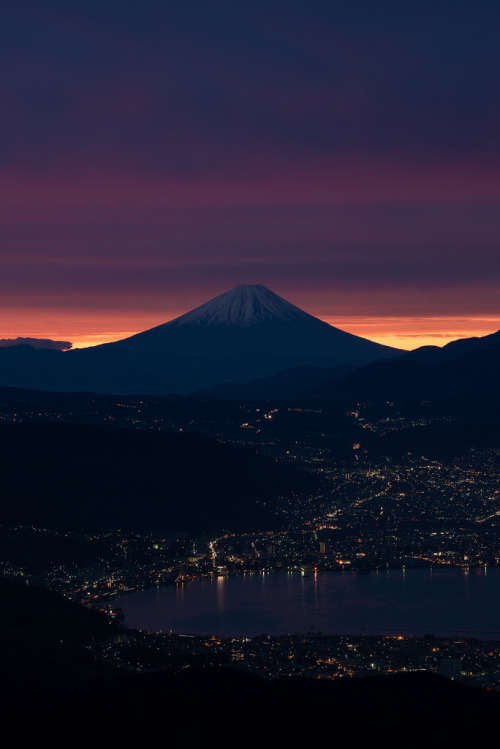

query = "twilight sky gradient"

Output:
[[2, 1, 500, 349]]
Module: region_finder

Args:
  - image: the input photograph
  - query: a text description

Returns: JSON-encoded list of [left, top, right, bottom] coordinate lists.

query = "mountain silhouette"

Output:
[[0, 285, 403, 395], [311, 328, 500, 402]]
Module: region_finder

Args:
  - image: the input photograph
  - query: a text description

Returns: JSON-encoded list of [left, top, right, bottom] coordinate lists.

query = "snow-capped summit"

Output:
[[98, 282, 404, 393], [167, 284, 312, 328]]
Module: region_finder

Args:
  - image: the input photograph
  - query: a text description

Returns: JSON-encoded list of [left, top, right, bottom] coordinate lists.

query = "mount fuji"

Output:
[[0, 284, 404, 395]]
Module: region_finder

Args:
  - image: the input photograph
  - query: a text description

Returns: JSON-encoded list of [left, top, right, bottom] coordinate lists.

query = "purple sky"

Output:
[[2, 1, 500, 348]]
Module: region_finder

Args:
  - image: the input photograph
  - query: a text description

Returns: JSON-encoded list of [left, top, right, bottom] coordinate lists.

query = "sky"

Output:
[[2, 0, 500, 349]]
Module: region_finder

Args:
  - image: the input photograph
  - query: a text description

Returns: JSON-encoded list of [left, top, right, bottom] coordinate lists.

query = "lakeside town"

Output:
[[2, 443, 500, 602], [89, 629, 500, 690], [2, 393, 500, 692]]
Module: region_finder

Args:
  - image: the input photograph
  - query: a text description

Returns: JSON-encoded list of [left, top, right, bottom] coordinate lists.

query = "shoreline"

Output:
[[93, 561, 495, 605]]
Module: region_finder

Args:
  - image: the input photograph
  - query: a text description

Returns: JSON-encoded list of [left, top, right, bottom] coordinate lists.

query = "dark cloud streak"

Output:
[[0, 337, 72, 351]]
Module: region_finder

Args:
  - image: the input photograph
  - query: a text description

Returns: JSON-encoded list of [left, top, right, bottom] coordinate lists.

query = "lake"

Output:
[[110, 567, 500, 638]]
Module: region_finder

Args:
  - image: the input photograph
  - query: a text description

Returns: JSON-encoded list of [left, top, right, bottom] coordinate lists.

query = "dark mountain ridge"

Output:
[[403, 329, 500, 363], [196, 363, 358, 400], [312, 328, 500, 402]]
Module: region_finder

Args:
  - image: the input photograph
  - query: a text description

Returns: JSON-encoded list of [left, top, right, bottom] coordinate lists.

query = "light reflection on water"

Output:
[[111, 567, 500, 638]]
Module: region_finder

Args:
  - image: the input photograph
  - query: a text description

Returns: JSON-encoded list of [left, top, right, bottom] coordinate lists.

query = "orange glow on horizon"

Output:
[[321, 316, 500, 351], [71, 332, 139, 348], [0, 310, 499, 351]]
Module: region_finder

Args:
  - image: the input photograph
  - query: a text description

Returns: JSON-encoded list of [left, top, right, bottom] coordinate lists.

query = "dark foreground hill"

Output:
[[4, 667, 497, 748], [1, 578, 498, 747], [0, 576, 115, 643], [0, 577, 118, 690], [0, 422, 314, 534]]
